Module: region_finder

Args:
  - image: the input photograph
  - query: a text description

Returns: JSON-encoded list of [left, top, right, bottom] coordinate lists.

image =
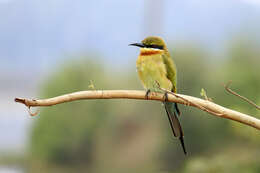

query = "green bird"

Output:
[[129, 36, 186, 154]]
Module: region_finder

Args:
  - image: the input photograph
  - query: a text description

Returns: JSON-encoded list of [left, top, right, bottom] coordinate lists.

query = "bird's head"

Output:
[[129, 36, 166, 51]]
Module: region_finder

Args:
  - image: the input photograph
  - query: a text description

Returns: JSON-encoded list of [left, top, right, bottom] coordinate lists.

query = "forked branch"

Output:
[[15, 90, 260, 130]]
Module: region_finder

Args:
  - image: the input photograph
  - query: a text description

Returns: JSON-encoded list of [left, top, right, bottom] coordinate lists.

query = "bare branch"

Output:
[[225, 81, 260, 110], [14, 90, 260, 131], [160, 88, 223, 116]]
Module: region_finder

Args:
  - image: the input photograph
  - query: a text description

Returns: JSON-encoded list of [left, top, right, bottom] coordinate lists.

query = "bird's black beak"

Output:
[[129, 43, 145, 48]]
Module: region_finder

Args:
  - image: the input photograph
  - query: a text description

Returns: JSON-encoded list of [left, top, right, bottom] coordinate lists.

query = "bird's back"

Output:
[[162, 50, 177, 93]]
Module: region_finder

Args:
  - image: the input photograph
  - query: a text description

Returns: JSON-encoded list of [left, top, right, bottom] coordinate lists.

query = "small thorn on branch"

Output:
[[224, 81, 260, 110]]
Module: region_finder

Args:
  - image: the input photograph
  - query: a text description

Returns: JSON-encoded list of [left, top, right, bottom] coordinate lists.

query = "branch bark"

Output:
[[14, 90, 260, 131]]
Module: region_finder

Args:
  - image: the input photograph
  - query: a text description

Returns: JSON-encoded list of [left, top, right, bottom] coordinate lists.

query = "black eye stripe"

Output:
[[145, 45, 164, 50]]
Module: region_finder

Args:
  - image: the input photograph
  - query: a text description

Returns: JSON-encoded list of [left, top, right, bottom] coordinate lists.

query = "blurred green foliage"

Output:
[[28, 39, 260, 173]]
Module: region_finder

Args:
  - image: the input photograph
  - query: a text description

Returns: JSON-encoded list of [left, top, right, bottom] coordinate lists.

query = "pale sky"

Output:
[[241, 0, 260, 5]]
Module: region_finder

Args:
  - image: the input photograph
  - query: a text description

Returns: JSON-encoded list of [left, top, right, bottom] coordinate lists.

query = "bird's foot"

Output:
[[164, 92, 169, 102], [145, 89, 151, 100]]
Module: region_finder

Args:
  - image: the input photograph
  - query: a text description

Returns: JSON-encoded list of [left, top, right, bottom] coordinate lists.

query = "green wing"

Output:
[[162, 51, 186, 154], [162, 51, 177, 92]]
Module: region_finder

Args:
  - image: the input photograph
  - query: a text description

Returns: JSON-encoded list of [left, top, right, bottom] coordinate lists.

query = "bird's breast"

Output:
[[139, 48, 163, 56], [136, 53, 172, 91]]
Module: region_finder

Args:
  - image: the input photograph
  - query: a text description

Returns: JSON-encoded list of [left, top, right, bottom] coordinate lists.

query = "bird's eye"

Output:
[[146, 45, 163, 50]]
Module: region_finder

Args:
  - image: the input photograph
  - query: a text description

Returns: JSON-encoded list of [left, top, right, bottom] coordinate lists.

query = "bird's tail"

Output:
[[164, 102, 187, 155]]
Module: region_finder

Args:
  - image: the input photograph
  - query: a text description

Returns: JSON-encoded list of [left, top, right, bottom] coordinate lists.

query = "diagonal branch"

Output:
[[14, 90, 260, 131], [224, 81, 260, 110]]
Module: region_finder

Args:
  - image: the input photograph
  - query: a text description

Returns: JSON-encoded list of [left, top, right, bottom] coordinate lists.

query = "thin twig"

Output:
[[27, 107, 40, 116], [14, 90, 260, 131], [200, 88, 212, 102], [224, 81, 260, 110]]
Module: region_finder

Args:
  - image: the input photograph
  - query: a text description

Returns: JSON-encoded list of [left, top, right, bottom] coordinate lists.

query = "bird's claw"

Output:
[[145, 89, 151, 100], [164, 92, 169, 102]]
